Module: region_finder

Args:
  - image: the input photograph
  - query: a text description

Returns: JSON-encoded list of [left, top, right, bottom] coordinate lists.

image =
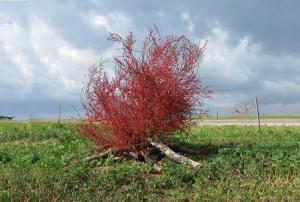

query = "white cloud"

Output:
[[201, 28, 254, 83], [29, 18, 100, 99], [93, 15, 111, 31], [198, 25, 300, 115], [0, 21, 34, 97], [90, 11, 133, 35], [0, 17, 102, 102], [181, 12, 195, 33], [1, 2, 300, 117], [0, 12, 132, 104]]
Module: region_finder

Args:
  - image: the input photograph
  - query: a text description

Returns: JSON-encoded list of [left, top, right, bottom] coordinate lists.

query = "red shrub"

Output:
[[82, 27, 212, 152]]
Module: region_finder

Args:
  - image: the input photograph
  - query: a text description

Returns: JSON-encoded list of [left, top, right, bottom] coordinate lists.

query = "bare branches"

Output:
[[233, 103, 251, 117]]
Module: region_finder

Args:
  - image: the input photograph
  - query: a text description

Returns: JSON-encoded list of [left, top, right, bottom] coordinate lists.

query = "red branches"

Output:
[[81, 27, 213, 152]]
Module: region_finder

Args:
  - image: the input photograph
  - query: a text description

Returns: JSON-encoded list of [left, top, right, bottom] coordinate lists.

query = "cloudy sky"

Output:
[[1, 0, 300, 119]]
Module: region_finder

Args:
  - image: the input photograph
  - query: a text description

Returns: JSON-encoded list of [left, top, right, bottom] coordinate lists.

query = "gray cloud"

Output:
[[0, 0, 299, 118], [86, 0, 300, 54]]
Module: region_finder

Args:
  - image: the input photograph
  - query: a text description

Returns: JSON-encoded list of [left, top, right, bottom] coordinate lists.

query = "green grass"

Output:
[[1, 123, 300, 201]]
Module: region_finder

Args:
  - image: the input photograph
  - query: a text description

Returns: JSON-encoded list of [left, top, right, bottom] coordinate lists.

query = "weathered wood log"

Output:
[[147, 138, 202, 168], [84, 149, 111, 161]]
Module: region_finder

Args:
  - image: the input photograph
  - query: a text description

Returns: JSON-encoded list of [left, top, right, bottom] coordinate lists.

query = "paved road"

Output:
[[198, 119, 300, 126], [3, 119, 300, 127]]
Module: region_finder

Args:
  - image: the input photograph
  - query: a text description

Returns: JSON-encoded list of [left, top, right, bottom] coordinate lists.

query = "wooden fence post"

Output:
[[58, 104, 62, 124], [255, 97, 261, 132]]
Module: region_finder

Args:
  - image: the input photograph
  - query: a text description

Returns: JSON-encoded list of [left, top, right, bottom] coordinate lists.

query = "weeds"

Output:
[[0, 123, 300, 201]]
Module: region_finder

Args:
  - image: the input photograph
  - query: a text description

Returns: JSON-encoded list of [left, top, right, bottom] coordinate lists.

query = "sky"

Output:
[[0, 0, 300, 119]]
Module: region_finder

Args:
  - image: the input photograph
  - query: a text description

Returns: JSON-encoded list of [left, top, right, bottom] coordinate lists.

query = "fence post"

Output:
[[58, 104, 62, 124], [255, 97, 261, 132]]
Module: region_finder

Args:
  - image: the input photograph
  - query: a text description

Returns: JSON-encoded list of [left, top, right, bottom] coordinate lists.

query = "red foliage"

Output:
[[81, 27, 213, 152]]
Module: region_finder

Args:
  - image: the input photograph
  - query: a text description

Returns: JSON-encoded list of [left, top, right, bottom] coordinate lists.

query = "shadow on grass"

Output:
[[169, 138, 300, 162]]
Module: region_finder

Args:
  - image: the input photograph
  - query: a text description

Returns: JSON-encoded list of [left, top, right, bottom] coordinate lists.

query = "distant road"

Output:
[[198, 119, 300, 126], [2, 118, 300, 127]]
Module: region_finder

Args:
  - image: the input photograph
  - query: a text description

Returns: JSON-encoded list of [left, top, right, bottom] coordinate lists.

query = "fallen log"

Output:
[[147, 138, 202, 168], [84, 149, 111, 161]]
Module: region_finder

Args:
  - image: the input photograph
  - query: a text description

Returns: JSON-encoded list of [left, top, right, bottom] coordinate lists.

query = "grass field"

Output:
[[1, 123, 300, 201]]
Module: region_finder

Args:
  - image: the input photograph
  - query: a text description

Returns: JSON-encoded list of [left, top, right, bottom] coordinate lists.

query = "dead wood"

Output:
[[147, 138, 202, 168], [84, 140, 207, 169], [84, 149, 111, 161]]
